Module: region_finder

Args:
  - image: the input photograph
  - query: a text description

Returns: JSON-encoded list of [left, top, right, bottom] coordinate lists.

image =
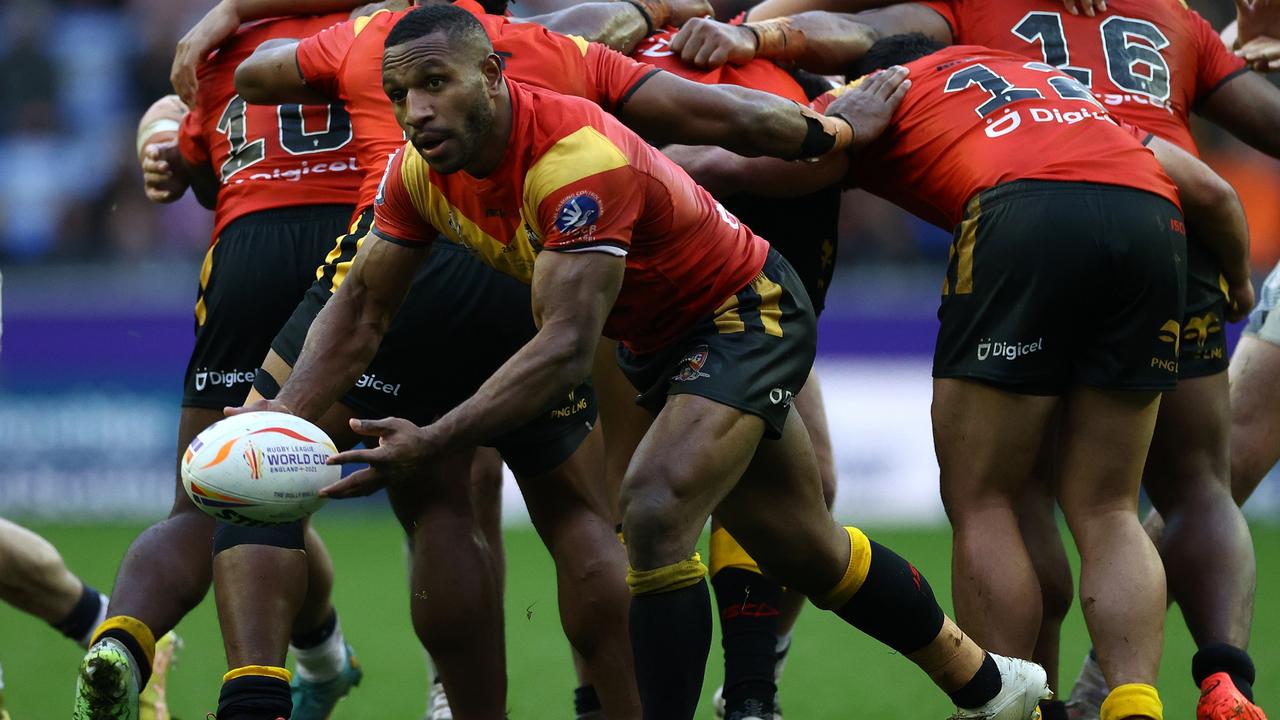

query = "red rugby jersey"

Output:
[[812, 46, 1180, 228], [917, 0, 1247, 154], [178, 13, 361, 241], [630, 25, 808, 102], [372, 80, 769, 353], [295, 0, 659, 213]]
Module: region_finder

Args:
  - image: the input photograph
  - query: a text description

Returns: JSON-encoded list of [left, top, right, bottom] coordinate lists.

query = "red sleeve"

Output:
[[1191, 10, 1248, 104], [177, 108, 209, 167], [295, 18, 357, 98], [537, 167, 644, 256], [371, 148, 437, 246], [584, 42, 662, 112], [915, 0, 958, 38]]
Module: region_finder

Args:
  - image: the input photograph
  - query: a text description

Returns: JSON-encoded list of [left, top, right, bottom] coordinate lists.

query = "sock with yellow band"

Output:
[[710, 528, 782, 716], [217, 666, 292, 720], [628, 553, 712, 720], [91, 616, 157, 688], [1100, 683, 1162, 720]]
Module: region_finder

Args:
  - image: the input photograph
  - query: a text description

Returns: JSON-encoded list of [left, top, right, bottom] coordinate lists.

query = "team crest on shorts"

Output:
[[672, 345, 712, 382], [555, 191, 601, 237]]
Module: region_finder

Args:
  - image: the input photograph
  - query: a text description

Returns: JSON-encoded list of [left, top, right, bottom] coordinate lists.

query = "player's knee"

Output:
[[619, 488, 691, 568], [212, 520, 306, 556], [626, 553, 708, 597]]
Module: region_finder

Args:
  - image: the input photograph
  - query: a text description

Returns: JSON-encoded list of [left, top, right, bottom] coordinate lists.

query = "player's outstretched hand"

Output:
[[322, 417, 436, 498], [172, 0, 241, 105], [1061, 0, 1106, 17], [824, 66, 911, 151], [669, 0, 715, 27], [670, 17, 757, 68], [141, 141, 188, 203], [224, 398, 294, 417], [1227, 279, 1257, 323]]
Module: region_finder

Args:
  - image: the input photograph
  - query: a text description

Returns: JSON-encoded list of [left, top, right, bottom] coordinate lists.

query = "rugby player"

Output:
[[662, 3, 1275, 718], [74, 13, 367, 720], [251, 7, 1056, 720]]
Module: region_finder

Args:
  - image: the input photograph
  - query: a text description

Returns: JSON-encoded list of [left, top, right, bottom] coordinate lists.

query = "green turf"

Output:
[[2, 517, 1278, 718]]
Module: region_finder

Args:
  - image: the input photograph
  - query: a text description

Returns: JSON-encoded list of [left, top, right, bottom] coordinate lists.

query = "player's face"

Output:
[[383, 33, 503, 174]]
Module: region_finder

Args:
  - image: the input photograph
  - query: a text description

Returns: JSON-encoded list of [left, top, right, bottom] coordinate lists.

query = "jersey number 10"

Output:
[[215, 95, 354, 183]]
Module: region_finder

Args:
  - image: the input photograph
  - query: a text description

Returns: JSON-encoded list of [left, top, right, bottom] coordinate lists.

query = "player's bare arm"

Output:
[[669, 12, 874, 71], [1146, 135, 1255, 321], [235, 39, 331, 105], [1200, 71, 1280, 158], [323, 250, 624, 498], [171, 0, 377, 103], [519, 0, 712, 54], [259, 234, 426, 420]]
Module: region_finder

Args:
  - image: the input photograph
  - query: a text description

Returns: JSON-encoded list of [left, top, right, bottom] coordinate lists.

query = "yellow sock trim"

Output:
[[223, 665, 292, 684], [1100, 683, 1162, 720], [812, 527, 873, 610], [627, 553, 708, 596], [709, 528, 762, 576], [91, 616, 157, 669]]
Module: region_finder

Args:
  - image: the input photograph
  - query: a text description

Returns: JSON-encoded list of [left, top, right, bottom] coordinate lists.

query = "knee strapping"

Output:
[[627, 553, 708, 596], [709, 528, 762, 577], [812, 526, 872, 609], [213, 520, 305, 555], [1100, 683, 1163, 720]]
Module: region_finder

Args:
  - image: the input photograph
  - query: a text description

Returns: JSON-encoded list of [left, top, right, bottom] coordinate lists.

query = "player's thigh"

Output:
[[1229, 334, 1280, 504], [170, 406, 227, 514], [794, 368, 836, 508], [1056, 385, 1162, 521], [385, 447, 481, 537], [593, 337, 652, 517], [1140, 371, 1229, 513]]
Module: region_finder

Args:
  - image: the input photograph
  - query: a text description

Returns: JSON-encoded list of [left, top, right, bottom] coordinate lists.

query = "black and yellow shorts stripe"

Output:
[[314, 206, 376, 295], [933, 180, 1186, 395], [183, 204, 354, 409], [617, 249, 817, 438], [268, 239, 595, 477]]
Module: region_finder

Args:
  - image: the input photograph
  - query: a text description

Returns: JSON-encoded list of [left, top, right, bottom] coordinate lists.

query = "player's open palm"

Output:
[[322, 417, 434, 498], [670, 18, 757, 68], [824, 66, 911, 151]]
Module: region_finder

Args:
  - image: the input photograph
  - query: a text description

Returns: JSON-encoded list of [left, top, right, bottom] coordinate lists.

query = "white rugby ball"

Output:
[[181, 412, 339, 525]]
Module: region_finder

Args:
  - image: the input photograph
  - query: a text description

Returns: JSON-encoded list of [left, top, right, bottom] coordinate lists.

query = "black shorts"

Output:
[[314, 206, 374, 293], [724, 187, 840, 316], [617, 249, 816, 438], [1179, 235, 1230, 378], [933, 180, 1186, 394], [183, 204, 356, 409], [268, 240, 595, 477]]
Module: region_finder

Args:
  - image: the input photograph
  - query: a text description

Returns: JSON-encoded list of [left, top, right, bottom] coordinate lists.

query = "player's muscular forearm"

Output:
[[671, 12, 876, 73], [745, 0, 895, 23], [236, 40, 330, 105], [665, 144, 849, 197], [621, 73, 851, 159], [1199, 72, 1280, 159], [423, 251, 623, 453], [277, 236, 425, 420], [520, 3, 650, 53]]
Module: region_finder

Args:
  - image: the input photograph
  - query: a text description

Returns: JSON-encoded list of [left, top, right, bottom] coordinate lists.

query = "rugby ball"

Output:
[[181, 412, 339, 525]]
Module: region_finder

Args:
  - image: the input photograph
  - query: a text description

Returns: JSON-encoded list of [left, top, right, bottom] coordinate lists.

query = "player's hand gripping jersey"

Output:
[[917, 0, 1247, 154], [371, 79, 769, 354], [631, 24, 809, 101], [814, 46, 1180, 228], [179, 14, 361, 240], [296, 0, 659, 212]]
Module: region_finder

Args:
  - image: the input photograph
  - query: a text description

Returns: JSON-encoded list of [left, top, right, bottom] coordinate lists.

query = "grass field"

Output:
[[2, 517, 1278, 718]]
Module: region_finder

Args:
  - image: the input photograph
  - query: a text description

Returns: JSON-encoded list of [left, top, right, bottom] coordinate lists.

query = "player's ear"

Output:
[[481, 52, 503, 94]]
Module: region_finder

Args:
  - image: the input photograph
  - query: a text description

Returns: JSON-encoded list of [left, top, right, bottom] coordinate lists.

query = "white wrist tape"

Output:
[[136, 118, 181, 156]]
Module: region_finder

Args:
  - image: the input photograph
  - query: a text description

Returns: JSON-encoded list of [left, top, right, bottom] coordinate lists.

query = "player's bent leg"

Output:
[[388, 447, 508, 720], [470, 447, 507, 583], [934, 378, 1057, 661], [514, 424, 640, 718], [715, 405, 1049, 718], [620, 394, 767, 720], [709, 524, 783, 719], [594, 337, 652, 518], [1016, 468, 1075, 720], [1228, 334, 1280, 506], [1055, 385, 1165, 711], [0, 518, 107, 642]]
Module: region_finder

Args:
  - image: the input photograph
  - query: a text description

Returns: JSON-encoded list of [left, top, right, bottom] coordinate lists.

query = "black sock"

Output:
[[98, 628, 153, 688], [712, 568, 781, 713], [290, 609, 337, 650], [53, 583, 103, 643], [1041, 699, 1069, 720], [948, 653, 1002, 709], [833, 541, 945, 655], [630, 580, 712, 720], [1192, 642, 1256, 702], [574, 684, 602, 718], [217, 674, 292, 720]]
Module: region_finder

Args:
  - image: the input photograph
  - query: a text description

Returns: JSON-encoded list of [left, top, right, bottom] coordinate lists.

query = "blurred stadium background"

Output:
[[1, 0, 1279, 716]]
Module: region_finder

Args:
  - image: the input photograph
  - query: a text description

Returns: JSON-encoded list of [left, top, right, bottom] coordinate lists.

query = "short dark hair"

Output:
[[385, 4, 493, 53], [850, 33, 946, 78]]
